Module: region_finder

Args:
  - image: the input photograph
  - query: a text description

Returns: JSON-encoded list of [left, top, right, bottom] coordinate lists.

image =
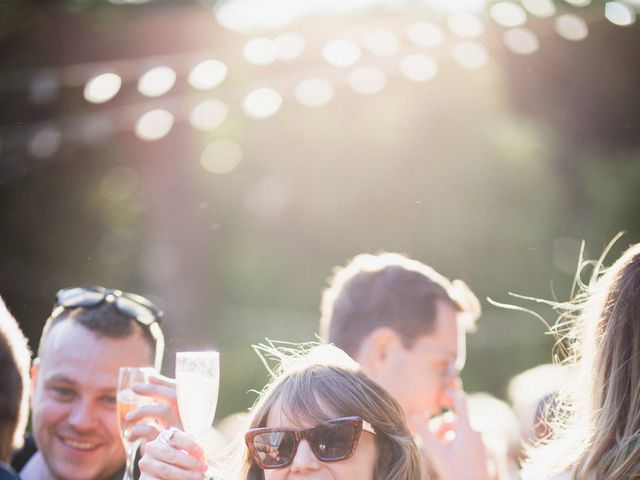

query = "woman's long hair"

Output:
[[231, 342, 425, 480], [521, 241, 640, 480]]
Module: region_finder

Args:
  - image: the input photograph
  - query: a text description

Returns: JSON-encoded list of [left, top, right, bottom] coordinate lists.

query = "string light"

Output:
[[134, 109, 174, 141], [503, 28, 540, 54], [138, 66, 177, 97], [84, 72, 122, 104], [0, 0, 629, 152], [294, 78, 334, 107], [555, 14, 589, 41], [242, 88, 283, 118], [605, 2, 636, 26]]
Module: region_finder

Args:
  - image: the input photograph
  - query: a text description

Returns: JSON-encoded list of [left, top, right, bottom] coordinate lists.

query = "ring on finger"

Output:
[[158, 427, 177, 447]]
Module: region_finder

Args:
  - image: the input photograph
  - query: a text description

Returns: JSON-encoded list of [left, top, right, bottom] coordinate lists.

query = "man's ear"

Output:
[[30, 357, 40, 408], [358, 327, 402, 377]]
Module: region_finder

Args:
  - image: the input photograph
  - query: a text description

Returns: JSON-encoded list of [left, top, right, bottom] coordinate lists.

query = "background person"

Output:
[[319, 252, 487, 480], [138, 343, 426, 480], [0, 295, 32, 480], [521, 242, 640, 480]]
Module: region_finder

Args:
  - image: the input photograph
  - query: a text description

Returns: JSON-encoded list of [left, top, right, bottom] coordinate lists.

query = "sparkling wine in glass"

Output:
[[175, 351, 220, 441], [117, 367, 154, 480]]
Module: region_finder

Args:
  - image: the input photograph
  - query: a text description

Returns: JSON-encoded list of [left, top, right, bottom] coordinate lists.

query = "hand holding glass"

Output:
[[117, 367, 154, 480]]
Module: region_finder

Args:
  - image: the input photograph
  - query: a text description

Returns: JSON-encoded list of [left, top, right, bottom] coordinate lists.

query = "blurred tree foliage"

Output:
[[1, 1, 639, 419]]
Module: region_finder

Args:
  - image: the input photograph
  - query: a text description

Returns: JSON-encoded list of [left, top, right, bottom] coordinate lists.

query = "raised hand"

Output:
[[411, 383, 488, 480], [139, 428, 208, 480], [126, 374, 183, 447]]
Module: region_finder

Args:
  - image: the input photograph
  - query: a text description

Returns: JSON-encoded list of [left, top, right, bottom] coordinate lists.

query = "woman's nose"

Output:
[[289, 440, 321, 473]]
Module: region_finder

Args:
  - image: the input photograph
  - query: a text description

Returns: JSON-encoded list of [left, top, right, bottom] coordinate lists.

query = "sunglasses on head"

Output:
[[53, 286, 163, 327], [245, 416, 375, 470]]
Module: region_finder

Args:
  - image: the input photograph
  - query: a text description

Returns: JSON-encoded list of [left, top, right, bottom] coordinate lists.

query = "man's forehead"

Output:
[[40, 319, 153, 374]]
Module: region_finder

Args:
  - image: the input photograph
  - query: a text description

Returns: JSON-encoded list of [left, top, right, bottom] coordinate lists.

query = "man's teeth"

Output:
[[63, 439, 97, 450]]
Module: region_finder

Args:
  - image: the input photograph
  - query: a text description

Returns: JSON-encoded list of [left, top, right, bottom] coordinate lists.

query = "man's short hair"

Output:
[[319, 253, 480, 357], [0, 296, 31, 463], [38, 300, 164, 370]]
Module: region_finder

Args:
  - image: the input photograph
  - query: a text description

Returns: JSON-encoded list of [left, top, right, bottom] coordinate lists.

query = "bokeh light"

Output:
[[28, 126, 62, 159], [200, 140, 242, 174], [100, 166, 139, 202], [490, 2, 528, 27], [447, 13, 485, 38], [78, 115, 115, 144], [244, 172, 294, 220], [137, 66, 177, 97], [605, 2, 636, 26], [274, 32, 306, 60], [134, 109, 174, 141], [521, 0, 556, 17], [347, 66, 387, 95], [188, 60, 228, 90], [242, 88, 283, 118], [362, 29, 400, 57], [322, 39, 362, 68], [243, 37, 279, 65], [424, 0, 486, 14], [189, 99, 229, 131], [294, 78, 334, 107], [565, 0, 590, 6], [84, 72, 122, 104], [453, 42, 489, 68], [503, 28, 540, 55], [406, 22, 445, 48], [555, 14, 589, 41], [399, 54, 438, 82], [214, 0, 297, 33], [29, 70, 59, 105]]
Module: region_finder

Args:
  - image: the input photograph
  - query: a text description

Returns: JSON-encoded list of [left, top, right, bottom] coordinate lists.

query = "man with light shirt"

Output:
[[17, 287, 179, 480], [319, 253, 489, 480]]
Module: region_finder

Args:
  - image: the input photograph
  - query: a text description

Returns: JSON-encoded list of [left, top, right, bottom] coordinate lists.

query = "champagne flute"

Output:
[[176, 350, 220, 476], [175, 351, 220, 440], [117, 367, 154, 480]]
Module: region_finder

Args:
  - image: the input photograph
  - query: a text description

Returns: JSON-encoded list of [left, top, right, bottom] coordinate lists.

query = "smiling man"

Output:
[[20, 287, 167, 480], [319, 253, 489, 480]]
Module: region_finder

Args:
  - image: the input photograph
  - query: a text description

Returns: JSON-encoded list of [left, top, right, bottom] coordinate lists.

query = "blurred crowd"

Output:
[[2, 241, 640, 479]]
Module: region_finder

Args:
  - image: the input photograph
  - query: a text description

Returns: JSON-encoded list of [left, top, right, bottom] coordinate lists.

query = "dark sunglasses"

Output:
[[52, 286, 163, 326], [245, 416, 375, 470]]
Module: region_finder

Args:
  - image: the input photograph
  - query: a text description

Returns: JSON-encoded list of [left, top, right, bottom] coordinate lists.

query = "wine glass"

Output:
[[175, 351, 220, 441], [117, 367, 155, 480]]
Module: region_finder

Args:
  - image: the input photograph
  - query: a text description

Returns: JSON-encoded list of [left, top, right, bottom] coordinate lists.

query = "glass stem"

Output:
[[123, 440, 140, 480]]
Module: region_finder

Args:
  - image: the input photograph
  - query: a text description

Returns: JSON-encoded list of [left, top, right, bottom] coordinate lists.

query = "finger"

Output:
[[128, 423, 162, 444], [139, 453, 206, 480], [444, 387, 472, 429], [127, 402, 176, 424], [158, 428, 204, 459], [146, 440, 207, 471], [133, 382, 178, 403]]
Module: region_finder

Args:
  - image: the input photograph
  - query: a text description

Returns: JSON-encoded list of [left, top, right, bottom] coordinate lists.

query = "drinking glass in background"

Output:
[[117, 367, 154, 480], [175, 351, 220, 441]]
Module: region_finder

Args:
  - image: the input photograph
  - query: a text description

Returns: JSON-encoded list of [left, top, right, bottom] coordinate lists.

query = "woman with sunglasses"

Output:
[[139, 344, 424, 479]]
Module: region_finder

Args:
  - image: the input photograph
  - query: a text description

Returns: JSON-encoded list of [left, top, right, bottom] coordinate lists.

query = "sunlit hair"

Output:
[[319, 252, 480, 357], [231, 342, 425, 480], [0, 295, 31, 462], [521, 239, 640, 479]]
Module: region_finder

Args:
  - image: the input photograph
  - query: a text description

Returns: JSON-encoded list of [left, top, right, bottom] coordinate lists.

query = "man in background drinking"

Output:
[[320, 252, 489, 480]]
